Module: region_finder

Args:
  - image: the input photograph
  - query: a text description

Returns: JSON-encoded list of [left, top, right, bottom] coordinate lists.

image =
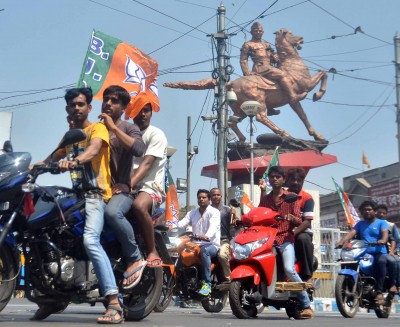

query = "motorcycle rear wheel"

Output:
[[153, 266, 174, 312], [0, 246, 17, 313], [335, 274, 359, 318], [123, 266, 162, 321], [229, 279, 258, 319]]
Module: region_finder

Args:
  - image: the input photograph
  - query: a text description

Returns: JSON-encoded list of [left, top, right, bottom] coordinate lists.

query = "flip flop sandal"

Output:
[[122, 260, 147, 290], [97, 305, 124, 324], [146, 257, 163, 268]]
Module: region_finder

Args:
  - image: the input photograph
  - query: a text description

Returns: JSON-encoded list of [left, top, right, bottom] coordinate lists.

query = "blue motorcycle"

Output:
[[335, 239, 393, 318], [0, 129, 167, 320]]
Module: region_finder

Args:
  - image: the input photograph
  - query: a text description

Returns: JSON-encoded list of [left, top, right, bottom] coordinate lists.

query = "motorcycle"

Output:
[[229, 196, 317, 320], [154, 229, 229, 313], [0, 129, 165, 320], [335, 240, 394, 318]]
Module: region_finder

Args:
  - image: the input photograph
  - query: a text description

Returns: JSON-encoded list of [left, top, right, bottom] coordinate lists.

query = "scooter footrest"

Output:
[[275, 282, 310, 292]]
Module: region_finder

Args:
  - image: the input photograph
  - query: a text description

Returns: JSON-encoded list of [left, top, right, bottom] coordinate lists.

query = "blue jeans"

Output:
[[200, 243, 219, 284], [276, 241, 310, 308], [104, 193, 141, 263], [83, 198, 118, 297]]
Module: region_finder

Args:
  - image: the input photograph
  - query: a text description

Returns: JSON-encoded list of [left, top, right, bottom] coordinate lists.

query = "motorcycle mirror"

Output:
[[48, 129, 86, 159], [284, 193, 298, 203], [2, 140, 13, 153], [229, 199, 240, 208]]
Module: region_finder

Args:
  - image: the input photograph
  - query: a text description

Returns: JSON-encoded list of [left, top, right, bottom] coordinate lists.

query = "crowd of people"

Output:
[[26, 84, 400, 323], [31, 86, 167, 324]]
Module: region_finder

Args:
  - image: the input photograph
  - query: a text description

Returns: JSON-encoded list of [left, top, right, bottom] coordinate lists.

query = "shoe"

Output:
[[30, 302, 68, 321], [197, 282, 211, 296], [375, 293, 384, 305], [299, 307, 314, 319]]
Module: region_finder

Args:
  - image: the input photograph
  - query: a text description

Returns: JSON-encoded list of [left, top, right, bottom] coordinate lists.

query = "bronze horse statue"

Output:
[[164, 28, 328, 143]]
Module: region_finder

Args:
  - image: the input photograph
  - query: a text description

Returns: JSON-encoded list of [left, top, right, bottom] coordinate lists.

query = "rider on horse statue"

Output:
[[240, 22, 306, 111]]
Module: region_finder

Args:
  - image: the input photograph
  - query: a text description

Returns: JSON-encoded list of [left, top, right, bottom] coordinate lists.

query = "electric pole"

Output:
[[215, 4, 229, 202], [394, 34, 400, 161], [186, 116, 191, 213]]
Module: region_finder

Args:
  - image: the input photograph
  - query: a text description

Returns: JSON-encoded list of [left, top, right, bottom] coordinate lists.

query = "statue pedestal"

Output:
[[201, 149, 337, 186]]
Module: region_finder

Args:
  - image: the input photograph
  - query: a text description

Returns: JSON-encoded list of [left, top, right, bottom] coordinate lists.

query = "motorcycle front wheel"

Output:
[[123, 266, 163, 321], [201, 270, 228, 313], [229, 279, 258, 319], [335, 274, 359, 318], [0, 246, 17, 313]]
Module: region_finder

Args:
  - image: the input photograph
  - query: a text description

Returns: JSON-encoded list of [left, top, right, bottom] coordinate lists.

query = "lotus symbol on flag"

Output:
[[125, 55, 146, 92]]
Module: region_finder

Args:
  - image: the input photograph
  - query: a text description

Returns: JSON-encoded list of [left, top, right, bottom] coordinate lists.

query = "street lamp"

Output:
[[240, 101, 262, 202]]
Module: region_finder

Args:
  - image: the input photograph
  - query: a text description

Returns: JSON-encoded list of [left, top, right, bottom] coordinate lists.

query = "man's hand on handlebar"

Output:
[[195, 234, 210, 242]]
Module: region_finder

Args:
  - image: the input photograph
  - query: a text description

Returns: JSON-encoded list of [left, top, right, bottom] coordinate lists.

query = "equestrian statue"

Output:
[[164, 22, 328, 144]]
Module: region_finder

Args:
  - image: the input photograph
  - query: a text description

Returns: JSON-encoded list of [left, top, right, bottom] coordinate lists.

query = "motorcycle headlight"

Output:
[[232, 237, 269, 260], [340, 250, 354, 261]]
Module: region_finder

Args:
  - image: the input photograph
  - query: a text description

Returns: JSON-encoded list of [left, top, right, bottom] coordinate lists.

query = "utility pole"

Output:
[[215, 4, 228, 202], [186, 116, 191, 213], [394, 34, 400, 161]]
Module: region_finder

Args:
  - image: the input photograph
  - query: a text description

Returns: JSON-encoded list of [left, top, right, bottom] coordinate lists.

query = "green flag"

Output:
[[261, 147, 280, 190]]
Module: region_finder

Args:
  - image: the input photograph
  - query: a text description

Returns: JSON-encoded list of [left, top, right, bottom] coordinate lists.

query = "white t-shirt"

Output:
[[177, 205, 221, 248], [132, 125, 167, 201]]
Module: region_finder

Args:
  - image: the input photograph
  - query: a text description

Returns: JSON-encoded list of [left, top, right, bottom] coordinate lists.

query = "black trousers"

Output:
[[294, 232, 314, 281]]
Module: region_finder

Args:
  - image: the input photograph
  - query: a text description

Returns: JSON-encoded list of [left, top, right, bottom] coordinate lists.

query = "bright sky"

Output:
[[1, 0, 399, 206]]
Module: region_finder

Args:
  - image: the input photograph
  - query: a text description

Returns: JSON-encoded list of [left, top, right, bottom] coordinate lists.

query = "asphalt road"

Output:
[[1, 299, 400, 327]]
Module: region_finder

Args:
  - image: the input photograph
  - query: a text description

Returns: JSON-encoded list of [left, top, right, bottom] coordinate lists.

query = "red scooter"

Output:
[[229, 196, 317, 319]]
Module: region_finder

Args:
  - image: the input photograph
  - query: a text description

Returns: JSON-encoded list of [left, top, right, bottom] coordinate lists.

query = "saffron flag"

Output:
[[332, 178, 360, 227], [165, 170, 180, 227], [234, 186, 254, 209], [77, 30, 159, 117], [362, 151, 371, 168], [261, 146, 280, 191]]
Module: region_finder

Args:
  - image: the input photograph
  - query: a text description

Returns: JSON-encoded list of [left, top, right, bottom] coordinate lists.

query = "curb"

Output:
[[311, 298, 400, 313]]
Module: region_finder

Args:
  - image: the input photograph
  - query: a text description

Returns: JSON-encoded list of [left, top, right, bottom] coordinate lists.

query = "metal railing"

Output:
[[312, 228, 347, 298]]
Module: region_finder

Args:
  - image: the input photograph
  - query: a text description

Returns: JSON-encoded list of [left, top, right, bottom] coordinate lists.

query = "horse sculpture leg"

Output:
[[289, 101, 324, 141], [228, 121, 247, 143], [256, 110, 291, 138], [311, 71, 327, 102]]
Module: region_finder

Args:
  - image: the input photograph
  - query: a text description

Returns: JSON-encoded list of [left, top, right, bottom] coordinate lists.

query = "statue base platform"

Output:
[[201, 135, 336, 185]]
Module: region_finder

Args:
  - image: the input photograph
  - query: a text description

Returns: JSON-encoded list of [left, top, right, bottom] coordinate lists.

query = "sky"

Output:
[[0, 0, 399, 207]]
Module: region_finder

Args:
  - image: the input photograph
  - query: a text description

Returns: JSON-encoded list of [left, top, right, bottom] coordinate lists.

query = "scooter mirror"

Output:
[[229, 199, 240, 208], [284, 193, 298, 203]]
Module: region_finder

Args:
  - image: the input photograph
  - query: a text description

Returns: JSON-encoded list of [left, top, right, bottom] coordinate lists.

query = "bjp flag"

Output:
[[362, 151, 371, 169], [165, 170, 180, 227], [77, 30, 159, 116]]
